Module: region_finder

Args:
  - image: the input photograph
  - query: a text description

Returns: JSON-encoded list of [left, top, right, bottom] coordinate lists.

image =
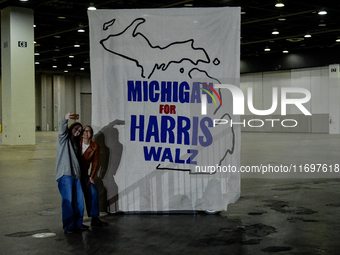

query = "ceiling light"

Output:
[[318, 10, 327, 15], [34, 41, 37, 44], [88, 3, 96, 10], [74, 43, 80, 47], [64, 70, 68, 73], [80, 68, 85, 71], [318, 20, 326, 27], [54, 35, 61, 39], [241, 12, 246, 15], [69, 55, 74, 58], [67, 63, 72, 67], [34, 52, 40, 56], [278, 17, 286, 21], [272, 29, 279, 35], [33, 25, 36, 28], [184, 4, 193, 7], [264, 46, 271, 51], [304, 33, 311, 38], [336, 38, 340, 42], [275, 1, 284, 7], [286, 38, 304, 42], [283, 50, 289, 53], [78, 29, 85, 32], [35, 62, 40, 64], [20, 0, 28, 1], [53, 66, 57, 68], [58, 16, 66, 19]]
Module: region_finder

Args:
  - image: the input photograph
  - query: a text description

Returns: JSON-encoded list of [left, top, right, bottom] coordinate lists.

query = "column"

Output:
[[329, 64, 340, 134], [53, 75, 66, 131], [1, 7, 35, 145]]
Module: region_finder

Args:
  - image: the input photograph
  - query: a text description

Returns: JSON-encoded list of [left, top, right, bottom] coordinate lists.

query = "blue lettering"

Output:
[[199, 117, 213, 147], [177, 116, 190, 145], [130, 115, 144, 141], [190, 82, 201, 103], [145, 116, 159, 143], [187, 149, 198, 164], [172, 82, 178, 102], [160, 116, 175, 143], [149, 80, 159, 102], [144, 146, 162, 161], [191, 116, 199, 146], [179, 81, 190, 103], [143, 81, 148, 101], [175, 148, 185, 164], [127, 80, 142, 101], [161, 147, 173, 162]]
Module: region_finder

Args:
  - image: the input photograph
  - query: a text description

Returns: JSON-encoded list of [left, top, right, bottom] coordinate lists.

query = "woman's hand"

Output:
[[88, 176, 95, 185]]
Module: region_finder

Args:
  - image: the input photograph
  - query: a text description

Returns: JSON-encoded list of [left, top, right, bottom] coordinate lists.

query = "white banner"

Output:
[[88, 7, 241, 213]]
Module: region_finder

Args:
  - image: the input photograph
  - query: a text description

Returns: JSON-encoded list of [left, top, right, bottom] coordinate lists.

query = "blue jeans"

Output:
[[81, 176, 99, 217], [57, 175, 84, 231]]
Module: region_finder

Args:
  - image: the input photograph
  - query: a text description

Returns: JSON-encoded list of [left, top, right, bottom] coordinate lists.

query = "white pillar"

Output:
[[1, 7, 35, 145], [329, 64, 340, 134]]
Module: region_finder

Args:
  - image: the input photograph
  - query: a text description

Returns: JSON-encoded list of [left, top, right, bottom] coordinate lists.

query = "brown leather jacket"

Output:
[[79, 139, 100, 178]]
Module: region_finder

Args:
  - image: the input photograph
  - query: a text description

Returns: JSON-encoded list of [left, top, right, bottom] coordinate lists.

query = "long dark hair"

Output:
[[68, 122, 82, 155]]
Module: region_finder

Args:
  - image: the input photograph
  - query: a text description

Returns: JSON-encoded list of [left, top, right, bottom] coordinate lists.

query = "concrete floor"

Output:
[[0, 131, 339, 255]]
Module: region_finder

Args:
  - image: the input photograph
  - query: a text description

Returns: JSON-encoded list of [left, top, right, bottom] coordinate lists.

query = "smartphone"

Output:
[[70, 114, 79, 120]]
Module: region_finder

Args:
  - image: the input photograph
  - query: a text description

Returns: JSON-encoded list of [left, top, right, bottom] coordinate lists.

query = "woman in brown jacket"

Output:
[[80, 125, 108, 226]]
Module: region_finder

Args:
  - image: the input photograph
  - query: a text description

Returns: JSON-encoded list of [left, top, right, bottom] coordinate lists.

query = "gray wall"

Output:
[[36, 74, 91, 131], [240, 67, 330, 133]]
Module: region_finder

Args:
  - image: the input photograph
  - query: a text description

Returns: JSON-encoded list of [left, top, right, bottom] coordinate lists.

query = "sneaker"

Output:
[[91, 217, 108, 226], [79, 224, 90, 231]]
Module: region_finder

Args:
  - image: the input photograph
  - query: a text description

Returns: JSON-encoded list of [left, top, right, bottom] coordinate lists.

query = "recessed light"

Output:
[[304, 33, 312, 38], [275, 2, 284, 7], [67, 63, 72, 67], [54, 35, 61, 39], [34, 52, 40, 55], [78, 29, 85, 32], [278, 18, 286, 21], [58, 16, 66, 19], [264, 46, 271, 51], [35, 62, 40, 64], [53, 66, 57, 68], [286, 38, 304, 42], [318, 10, 327, 15], [283, 50, 289, 53], [74, 44, 80, 47], [80, 68, 85, 71], [336, 38, 340, 42], [88, 3, 96, 11], [272, 29, 279, 35], [64, 70, 68, 73], [69, 55, 74, 58]]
